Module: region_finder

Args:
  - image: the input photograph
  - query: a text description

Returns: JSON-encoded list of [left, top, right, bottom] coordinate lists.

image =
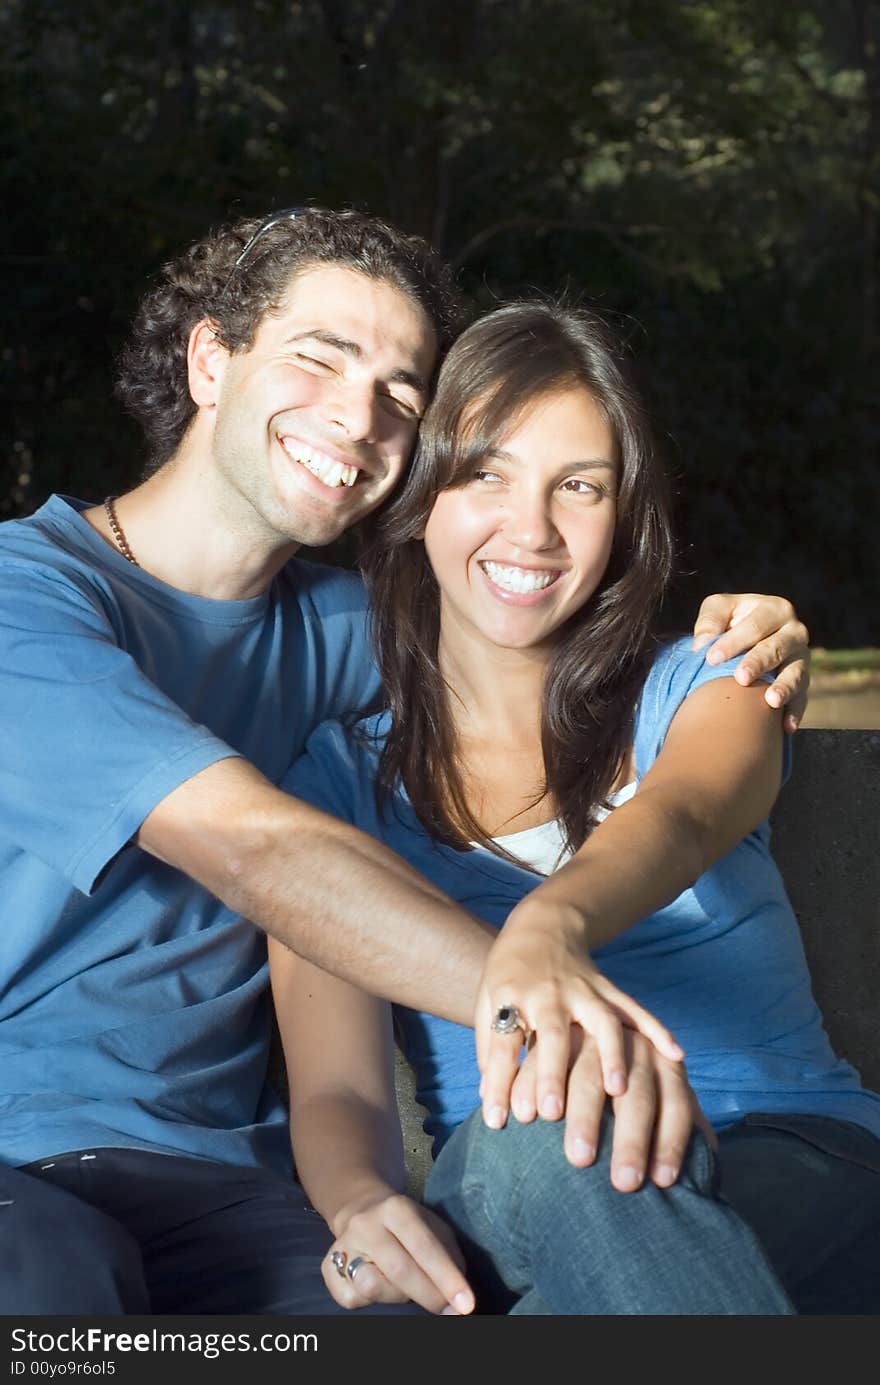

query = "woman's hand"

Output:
[[507, 1026, 715, 1189], [323, 1189, 475, 1315], [475, 902, 683, 1131], [692, 592, 810, 733]]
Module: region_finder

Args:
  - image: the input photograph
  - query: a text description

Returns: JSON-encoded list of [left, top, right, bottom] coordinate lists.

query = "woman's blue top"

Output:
[[287, 639, 880, 1151]]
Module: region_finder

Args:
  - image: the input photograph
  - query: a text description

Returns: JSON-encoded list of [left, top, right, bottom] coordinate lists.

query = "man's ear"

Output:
[[187, 319, 229, 408]]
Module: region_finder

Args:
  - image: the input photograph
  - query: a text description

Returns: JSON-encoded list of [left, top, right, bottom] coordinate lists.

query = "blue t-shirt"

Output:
[[0, 495, 380, 1171], [288, 639, 880, 1152]]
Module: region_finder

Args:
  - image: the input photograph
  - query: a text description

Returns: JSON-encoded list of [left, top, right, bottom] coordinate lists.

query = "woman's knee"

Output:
[[429, 1106, 611, 1217], [428, 1106, 718, 1222]]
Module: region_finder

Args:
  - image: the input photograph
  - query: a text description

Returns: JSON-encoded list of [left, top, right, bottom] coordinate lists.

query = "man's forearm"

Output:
[[232, 806, 492, 1023], [139, 757, 492, 1024]]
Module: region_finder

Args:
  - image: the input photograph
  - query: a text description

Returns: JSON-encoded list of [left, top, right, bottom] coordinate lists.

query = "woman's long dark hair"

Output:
[[359, 299, 675, 865]]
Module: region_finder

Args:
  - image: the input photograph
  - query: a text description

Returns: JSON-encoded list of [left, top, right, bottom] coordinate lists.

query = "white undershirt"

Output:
[[486, 780, 638, 875]]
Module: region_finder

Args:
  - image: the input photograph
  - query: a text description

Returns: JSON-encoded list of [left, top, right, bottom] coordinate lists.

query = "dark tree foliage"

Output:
[[1, 0, 876, 642]]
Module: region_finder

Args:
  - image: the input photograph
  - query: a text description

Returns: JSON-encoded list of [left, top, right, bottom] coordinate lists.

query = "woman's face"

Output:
[[423, 386, 618, 655]]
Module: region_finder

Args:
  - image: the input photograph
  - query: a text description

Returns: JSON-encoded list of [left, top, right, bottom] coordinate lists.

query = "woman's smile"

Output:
[[423, 386, 618, 653], [477, 559, 564, 602]]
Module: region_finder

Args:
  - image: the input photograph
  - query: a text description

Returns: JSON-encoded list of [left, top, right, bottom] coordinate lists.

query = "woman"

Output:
[[271, 301, 880, 1315]]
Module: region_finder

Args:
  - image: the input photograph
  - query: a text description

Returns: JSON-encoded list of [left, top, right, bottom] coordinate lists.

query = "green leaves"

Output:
[[1, 0, 875, 642]]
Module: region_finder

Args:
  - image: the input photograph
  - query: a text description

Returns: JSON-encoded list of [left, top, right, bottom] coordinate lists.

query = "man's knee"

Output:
[[1, 1165, 149, 1313]]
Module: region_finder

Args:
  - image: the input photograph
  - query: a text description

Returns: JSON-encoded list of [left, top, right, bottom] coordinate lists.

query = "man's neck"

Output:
[[84, 446, 299, 602]]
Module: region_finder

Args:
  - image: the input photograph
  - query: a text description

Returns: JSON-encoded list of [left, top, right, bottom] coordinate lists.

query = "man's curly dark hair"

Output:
[[115, 207, 464, 473]]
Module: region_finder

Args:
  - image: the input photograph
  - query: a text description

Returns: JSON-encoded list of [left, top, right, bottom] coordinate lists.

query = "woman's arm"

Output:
[[529, 678, 783, 942], [268, 938, 475, 1315], [479, 677, 784, 1140]]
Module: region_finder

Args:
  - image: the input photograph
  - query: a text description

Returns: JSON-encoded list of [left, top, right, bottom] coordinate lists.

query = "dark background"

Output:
[[2, 0, 877, 643]]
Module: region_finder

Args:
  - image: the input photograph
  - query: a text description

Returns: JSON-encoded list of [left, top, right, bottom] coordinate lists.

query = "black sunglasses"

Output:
[[218, 206, 308, 300]]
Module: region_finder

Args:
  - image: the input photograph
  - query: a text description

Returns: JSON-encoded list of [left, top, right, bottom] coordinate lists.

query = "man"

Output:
[[0, 207, 810, 1314]]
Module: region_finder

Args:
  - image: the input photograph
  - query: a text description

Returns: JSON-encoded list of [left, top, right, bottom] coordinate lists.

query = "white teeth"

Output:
[[481, 561, 559, 594], [280, 438, 360, 488]]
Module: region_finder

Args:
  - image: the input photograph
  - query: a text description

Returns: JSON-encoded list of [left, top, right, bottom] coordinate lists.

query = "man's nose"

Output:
[[322, 381, 379, 444]]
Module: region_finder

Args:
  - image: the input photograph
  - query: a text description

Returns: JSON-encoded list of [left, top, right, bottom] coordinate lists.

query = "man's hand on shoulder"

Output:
[[692, 592, 810, 733]]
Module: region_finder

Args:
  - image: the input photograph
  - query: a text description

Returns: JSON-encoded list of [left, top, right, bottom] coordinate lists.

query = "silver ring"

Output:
[[491, 1004, 523, 1035], [346, 1255, 373, 1282], [329, 1249, 347, 1279]]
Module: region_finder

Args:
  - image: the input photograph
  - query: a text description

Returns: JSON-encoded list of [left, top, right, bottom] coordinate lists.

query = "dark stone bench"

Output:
[[768, 729, 879, 1093], [276, 729, 880, 1195]]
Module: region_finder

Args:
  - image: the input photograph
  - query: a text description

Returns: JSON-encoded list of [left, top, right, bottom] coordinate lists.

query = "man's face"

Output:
[[208, 264, 437, 549]]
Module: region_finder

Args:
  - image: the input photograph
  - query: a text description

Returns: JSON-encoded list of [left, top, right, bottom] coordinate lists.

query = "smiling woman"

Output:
[[272, 297, 880, 1316], [364, 300, 672, 859], [424, 389, 618, 657]]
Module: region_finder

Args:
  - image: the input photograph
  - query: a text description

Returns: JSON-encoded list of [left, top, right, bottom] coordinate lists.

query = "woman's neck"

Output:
[[433, 606, 634, 839], [433, 608, 558, 837], [437, 616, 549, 747]]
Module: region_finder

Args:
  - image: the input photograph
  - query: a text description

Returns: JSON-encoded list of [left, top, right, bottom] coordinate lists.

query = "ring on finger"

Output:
[[329, 1249, 347, 1279], [491, 1006, 531, 1046], [346, 1255, 374, 1282], [491, 1005, 524, 1036]]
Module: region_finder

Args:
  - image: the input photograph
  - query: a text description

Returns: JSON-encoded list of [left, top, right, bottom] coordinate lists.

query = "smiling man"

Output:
[[0, 207, 811, 1315], [196, 266, 435, 557]]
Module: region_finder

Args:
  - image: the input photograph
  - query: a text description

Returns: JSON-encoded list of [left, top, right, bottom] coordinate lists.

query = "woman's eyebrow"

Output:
[[283, 329, 428, 397], [486, 448, 616, 471]]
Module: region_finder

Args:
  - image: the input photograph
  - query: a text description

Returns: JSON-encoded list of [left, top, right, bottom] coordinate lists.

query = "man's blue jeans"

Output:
[[424, 1108, 880, 1314]]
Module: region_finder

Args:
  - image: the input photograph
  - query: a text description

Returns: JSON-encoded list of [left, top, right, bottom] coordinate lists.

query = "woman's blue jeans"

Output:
[[423, 1108, 880, 1315]]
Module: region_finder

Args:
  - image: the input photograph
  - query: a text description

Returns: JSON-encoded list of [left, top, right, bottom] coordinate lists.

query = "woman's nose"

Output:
[[500, 489, 559, 551]]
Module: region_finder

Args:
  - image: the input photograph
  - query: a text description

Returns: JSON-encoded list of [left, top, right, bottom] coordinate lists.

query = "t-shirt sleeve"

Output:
[[633, 636, 793, 782], [0, 562, 240, 894], [280, 720, 369, 827]]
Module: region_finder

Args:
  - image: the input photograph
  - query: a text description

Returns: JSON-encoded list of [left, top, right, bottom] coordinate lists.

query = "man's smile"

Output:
[[278, 434, 364, 490]]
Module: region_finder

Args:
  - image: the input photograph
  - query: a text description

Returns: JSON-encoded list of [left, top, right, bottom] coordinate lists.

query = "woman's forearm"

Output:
[[290, 1094, 406, 1235], [511, 784, 709, 949], [507, 680, 783, 950]]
